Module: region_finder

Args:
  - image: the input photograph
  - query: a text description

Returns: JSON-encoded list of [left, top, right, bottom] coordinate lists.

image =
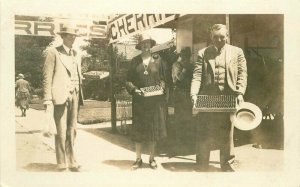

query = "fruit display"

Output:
[[83, 71, 109, 80]]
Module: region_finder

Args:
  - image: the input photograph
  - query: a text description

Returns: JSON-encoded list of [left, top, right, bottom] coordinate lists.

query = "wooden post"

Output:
[[109, 43, 117, 133], [226, 14, 231, 44]]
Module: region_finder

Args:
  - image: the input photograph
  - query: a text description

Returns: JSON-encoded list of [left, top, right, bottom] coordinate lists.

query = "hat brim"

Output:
[[57, 31, 80, 37], [230, 102, 262, 131], [136, 39, 156, 50], [17, 74, 24, 79]]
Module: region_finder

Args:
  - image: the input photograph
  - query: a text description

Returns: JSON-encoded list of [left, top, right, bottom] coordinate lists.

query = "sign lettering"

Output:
[[15, 20, 107, 38], [108, 14, 182, 43]]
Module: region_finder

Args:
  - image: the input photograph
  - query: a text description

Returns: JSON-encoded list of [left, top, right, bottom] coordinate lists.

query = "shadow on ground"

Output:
[[102, 159, 222, 172], [83, 123, 198, 158], [161, 162, 221, 172], [102, 160, 159, 170], [102, 160, 133, 170], [16, 130, 43, 134], [83, 115, 284, 159], [23, 163, 59, 172]]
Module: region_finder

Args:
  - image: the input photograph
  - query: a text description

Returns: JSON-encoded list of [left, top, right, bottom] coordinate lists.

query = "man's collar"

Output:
[[63, 44, 72, 53], [213, 44, 227, 53]]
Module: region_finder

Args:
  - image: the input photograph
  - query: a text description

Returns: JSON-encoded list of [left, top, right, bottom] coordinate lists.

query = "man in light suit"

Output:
[[43, 24, 84, 172], [191, 24, 247, 172]]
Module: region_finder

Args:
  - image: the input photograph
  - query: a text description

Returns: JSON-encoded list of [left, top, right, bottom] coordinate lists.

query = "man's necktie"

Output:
[[69, 49, 72, 56]]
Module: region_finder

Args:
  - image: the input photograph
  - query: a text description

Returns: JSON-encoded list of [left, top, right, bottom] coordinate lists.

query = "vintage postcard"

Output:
[[1, 0, 300, 186]]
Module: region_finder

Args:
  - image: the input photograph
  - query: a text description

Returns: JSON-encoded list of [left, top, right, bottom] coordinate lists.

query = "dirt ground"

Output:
[[16, 120, 57, 172]]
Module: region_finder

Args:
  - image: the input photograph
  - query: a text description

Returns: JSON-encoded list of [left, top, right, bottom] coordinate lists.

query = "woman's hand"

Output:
[[134, 89, 143, 96]]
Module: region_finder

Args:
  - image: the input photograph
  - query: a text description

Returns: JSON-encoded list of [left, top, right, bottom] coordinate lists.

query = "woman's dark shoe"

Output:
[[253, 143, 263, 149], [131, 158, 142, 170], [149, 160, 157, 169]]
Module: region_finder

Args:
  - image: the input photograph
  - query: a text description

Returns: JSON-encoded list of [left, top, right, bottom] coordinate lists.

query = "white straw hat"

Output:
[[230, 102, 262, 131], [57, 23, 80, 36], [17, 74, 24, 79]]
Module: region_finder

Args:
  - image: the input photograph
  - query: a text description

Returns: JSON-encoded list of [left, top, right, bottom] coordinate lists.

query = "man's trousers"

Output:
[[53, 90, 79, 169]]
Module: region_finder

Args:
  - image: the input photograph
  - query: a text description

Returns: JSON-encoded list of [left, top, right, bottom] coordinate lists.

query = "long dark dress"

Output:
[[126, 54, 167, 143]]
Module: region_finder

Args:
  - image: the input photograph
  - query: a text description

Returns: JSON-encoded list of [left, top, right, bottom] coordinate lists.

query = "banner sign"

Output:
[[108, 14, 182, 43], [15, 20, 107, 38]]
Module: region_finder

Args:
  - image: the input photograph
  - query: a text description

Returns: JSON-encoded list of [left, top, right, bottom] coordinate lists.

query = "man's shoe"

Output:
[[57, 168, 68, 172], [221, 159, 239, 172], [69, 165, 82, 172], [149, 160, 157, 169], [131, 158, 142, 170], [56, 164, 67, 172], [221, 164, 235, 172]]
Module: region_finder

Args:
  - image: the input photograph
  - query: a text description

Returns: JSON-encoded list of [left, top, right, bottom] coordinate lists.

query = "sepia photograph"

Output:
[[1, 0, 300, 187]]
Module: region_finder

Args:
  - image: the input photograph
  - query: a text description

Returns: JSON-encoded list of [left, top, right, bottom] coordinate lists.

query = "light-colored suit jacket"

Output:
[[191, 44, 247, 96], [43, 45, 84, 105]]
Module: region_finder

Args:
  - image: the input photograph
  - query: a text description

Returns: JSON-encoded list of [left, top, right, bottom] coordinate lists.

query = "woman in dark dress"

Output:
[[126, 34, 167, 169]]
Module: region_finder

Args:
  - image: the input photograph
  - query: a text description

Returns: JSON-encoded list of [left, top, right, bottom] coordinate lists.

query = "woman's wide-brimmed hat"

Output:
[[230, 102, 262, 131], [17, 74, 24, 79], [57, 23, 80, 36], [179, 47, 191, 57], [135, 33, 156, 50]]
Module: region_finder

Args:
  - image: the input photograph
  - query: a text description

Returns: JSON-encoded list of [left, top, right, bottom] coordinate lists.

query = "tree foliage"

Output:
[[15, 35, 54, 89], [81, 38, 126, 72], [81, 37, 128, 100], [15, 15, 129, 100], [15, 15, 54, 90], [81, 38, 109, 72]]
